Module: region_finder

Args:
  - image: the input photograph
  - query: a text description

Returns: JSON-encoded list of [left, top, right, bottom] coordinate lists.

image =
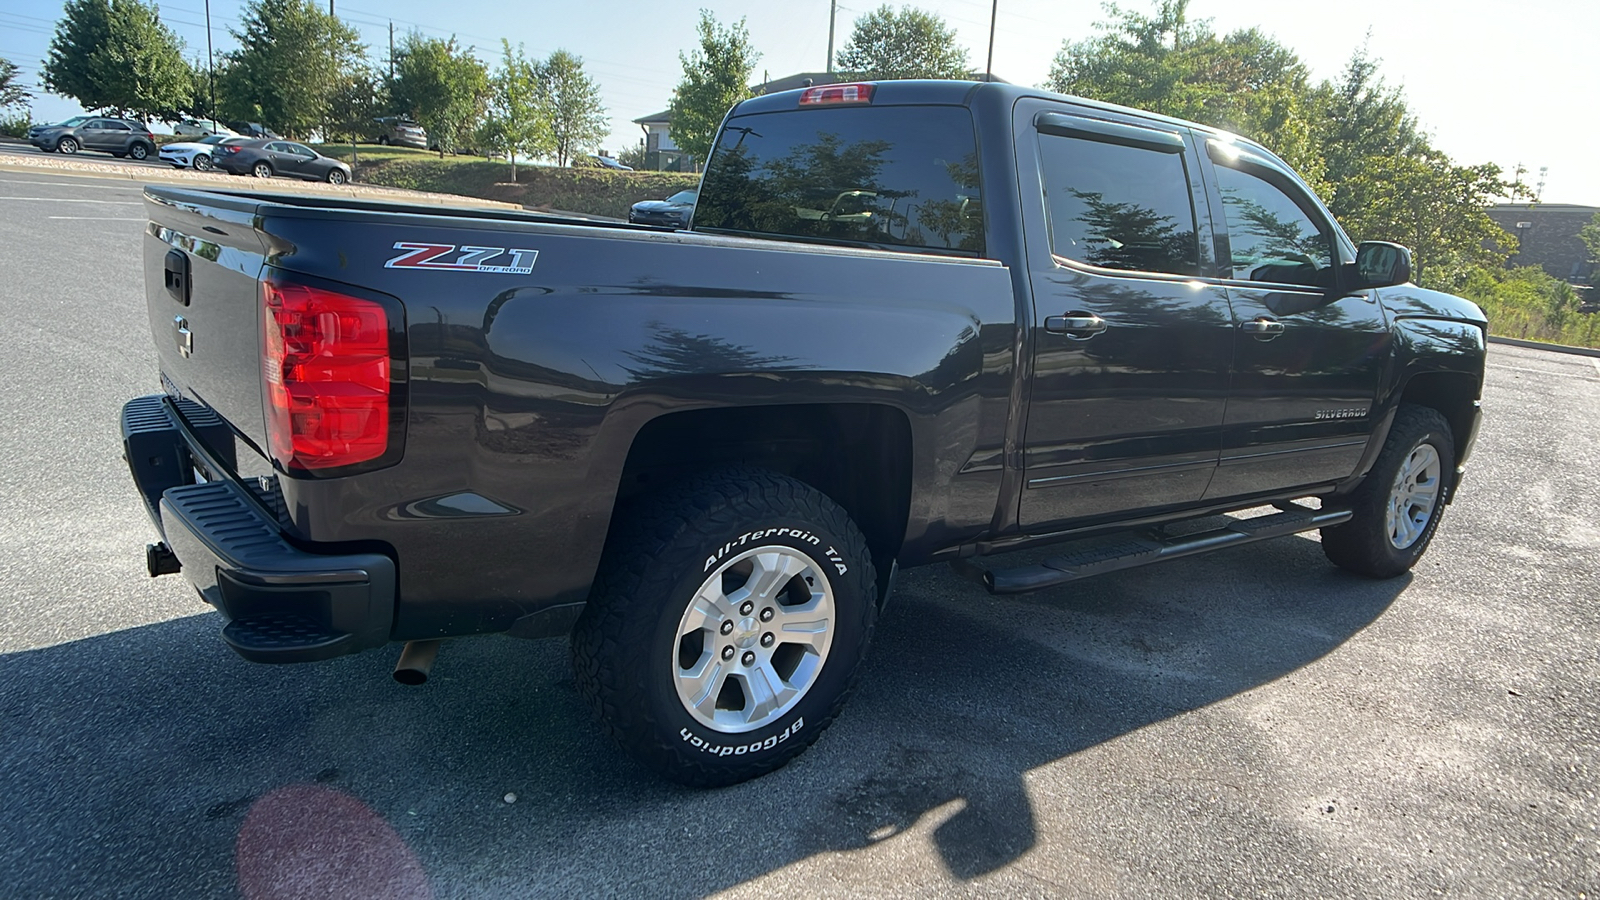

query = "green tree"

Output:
[[669, 10, 760, 166], [391, 33, 489, 157], [835, 4, 969, 80], [0, 58, 30, 113], [1306, 46, 1427, 191], [43, 0, 194, 121], [1579, 212, 1600, 275], [540, 49, 607, 168], [481, 41, 550, 178], [216, 0, 364, 138]]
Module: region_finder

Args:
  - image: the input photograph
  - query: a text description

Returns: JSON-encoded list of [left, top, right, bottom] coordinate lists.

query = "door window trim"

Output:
[[1205, 138, 1356, 291], [1033, 114, 1206, 282]]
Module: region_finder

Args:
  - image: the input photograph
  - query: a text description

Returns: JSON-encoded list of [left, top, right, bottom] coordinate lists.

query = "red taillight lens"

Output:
[[262, 281, 392, 470], [798, 83, 875, 106]]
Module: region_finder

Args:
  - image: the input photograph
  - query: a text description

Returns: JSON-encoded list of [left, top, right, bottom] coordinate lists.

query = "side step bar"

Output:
[[951, 502, 1352, 595]]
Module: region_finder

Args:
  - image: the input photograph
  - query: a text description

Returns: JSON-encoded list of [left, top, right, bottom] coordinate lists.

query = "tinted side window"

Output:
[[105, 121, 131, 131], [1038, 133, 1199, 276], [696, 106, 983, 255], [1214, 164, 1334, 288]]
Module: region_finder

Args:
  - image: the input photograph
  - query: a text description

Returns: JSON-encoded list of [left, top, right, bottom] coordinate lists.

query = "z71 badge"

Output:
[[384, 242, 538, 275]]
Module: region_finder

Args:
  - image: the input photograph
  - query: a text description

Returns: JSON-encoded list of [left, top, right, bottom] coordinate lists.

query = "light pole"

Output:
[[204, 0, 217, 130], [986, 0, 997, 80]]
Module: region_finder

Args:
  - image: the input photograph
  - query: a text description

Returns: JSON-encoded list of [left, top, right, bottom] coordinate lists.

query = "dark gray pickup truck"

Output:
[[122, 80, 1486, 785]]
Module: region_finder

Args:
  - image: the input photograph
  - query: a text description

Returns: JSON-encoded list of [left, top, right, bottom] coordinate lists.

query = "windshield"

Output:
[[198, 135, 226, 145], [666, 191, 697, 204], [55, 116, 90, 128], [695, 105, 983, 255]]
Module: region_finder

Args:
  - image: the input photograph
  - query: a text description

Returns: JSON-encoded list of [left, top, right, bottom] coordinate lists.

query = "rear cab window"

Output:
[[694, 105, 984, 256]]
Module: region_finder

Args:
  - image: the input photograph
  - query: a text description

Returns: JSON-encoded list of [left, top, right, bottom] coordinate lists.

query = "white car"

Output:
[[159, 135, 247, 171], [173, 118, 237, 138]]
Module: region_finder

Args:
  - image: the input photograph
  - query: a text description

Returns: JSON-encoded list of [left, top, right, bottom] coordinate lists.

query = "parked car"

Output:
[[373, 116, 428, 149], [28, 116, 157, 160], [123, 80, 1487, 788], [159, 135, 249, 171], [591, 154, 633, 171], [173, 118, 237, 138], [227, 121, 282, 140], [214, 139, 352, 184], [628, 189, 697, 228], [26, 116, 89, 142]]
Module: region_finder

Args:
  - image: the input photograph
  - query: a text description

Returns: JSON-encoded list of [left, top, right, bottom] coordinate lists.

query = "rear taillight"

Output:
[[262, 280, 393, 471], [798, 83, 875, 106]]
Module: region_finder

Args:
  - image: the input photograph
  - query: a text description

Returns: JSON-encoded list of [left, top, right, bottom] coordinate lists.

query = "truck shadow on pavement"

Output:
[[0, 532, 1405, 898]]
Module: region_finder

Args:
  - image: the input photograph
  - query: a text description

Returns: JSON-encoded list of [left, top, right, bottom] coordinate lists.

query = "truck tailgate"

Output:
[[143, 189, 272, 457]]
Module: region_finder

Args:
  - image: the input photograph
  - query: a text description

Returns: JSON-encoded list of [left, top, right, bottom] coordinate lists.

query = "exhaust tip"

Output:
[[393, 640, 441, 686]]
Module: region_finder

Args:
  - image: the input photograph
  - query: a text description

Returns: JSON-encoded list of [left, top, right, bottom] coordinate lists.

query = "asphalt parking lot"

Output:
[[0, 168, 1595, 898]]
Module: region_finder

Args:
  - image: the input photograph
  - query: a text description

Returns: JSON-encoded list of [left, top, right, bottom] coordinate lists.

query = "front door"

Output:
[[1016, 106, 1233, 528], [1200, 141, 1390, 499]]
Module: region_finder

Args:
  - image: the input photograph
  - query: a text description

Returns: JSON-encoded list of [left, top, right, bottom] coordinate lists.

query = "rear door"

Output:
[[1014, 100, 1234, 527], [1199, 140, 1390, 499]]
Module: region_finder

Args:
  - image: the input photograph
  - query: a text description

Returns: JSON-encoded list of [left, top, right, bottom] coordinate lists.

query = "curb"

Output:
[[1486, 335, 1600, 359], [0, 157, 520, 210]]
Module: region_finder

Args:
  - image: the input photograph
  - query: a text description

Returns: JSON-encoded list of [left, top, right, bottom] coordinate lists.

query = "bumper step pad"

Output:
[[223, 613, 354, 658], [954, 502, 1352, 595]]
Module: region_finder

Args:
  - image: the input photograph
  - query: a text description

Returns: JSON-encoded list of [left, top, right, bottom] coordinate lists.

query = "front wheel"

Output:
[[56, 137, 79, 154], [193, 154, 213, 172], [325, 168, 347, 185], [1321, 404, 1455, 578], [572, 468, 879, 787], [252, 161, 273, 178]]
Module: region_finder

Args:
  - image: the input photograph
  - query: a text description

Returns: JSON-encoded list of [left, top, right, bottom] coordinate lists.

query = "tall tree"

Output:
[[1307, 46, 1428, 191], [482, 40, 551, 178], [540, 49, 607, 168], [835, 5, 970, 80], [0, 58, 30, 113], [217, 0, 364, 138], [43, 0, 194, 121], [668, 11, 760, 166], [391, 33, 489, 157]]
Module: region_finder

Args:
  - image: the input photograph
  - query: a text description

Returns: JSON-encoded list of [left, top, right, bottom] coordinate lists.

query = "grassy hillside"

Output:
[[314, 144, 698, 219]]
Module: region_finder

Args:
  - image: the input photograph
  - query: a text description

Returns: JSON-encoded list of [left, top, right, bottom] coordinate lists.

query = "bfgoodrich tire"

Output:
[[1321, 404, 1455, 578], [572, 468, 879, 787]]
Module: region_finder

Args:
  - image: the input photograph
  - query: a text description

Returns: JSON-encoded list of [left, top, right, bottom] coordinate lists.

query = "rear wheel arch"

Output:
[[611, 403, 914, 605]]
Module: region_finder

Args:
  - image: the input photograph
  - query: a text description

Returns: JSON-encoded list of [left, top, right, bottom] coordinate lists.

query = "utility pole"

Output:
[[389, 21, 395, 83], [826, 0, 837, 74], [985, 0, 998, 80], [204, 0, 217, 129]]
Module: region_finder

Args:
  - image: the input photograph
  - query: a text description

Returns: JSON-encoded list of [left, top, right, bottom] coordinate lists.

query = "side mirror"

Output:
[[1352, 241, 1413, 289]]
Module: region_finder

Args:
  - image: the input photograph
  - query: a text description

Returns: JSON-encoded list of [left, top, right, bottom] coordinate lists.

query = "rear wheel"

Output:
[[129, 142, 151, 160], [56, 137, 78, 154], [572, 468, 879, 787], [1321, 404, 1455, 578], [112, 151, 126, 158], [252, 161, 273, 178], [377, 135, 390, 145]]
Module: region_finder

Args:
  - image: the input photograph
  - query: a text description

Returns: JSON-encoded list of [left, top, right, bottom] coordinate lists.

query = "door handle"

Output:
[[1045, 313, 1109, 338], [1240, 317, 1285, 340]]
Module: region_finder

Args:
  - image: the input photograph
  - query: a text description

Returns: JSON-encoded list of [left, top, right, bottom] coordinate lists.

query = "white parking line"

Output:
[[0, 196, 141, 205], [0, 178, 148, 190], [47, 215, 143, 221]]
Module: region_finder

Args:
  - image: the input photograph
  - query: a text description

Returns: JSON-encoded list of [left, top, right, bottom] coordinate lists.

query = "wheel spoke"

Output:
[[741, 663, 791, 723], [742, 551, 806, 602], [681, 590, 730, 634], [679, 656, 728, 718]]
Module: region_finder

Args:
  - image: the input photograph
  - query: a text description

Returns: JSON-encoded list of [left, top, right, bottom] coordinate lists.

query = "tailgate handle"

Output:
[[164, 249, 190, 306]]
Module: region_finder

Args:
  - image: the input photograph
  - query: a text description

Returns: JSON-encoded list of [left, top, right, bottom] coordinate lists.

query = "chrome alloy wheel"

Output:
[[672, 545, 835, 733], [1386, 443, 1442, 549]]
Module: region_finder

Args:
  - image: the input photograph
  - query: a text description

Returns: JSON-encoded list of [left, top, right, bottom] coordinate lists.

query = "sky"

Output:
[[4, 0, 1597, 205]]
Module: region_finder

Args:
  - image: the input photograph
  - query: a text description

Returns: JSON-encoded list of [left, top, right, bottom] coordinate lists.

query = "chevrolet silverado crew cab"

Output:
[[121, 81, 1486, 785]]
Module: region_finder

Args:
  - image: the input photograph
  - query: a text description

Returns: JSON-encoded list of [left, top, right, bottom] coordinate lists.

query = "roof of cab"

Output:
[[728, 79, 1279, 165]]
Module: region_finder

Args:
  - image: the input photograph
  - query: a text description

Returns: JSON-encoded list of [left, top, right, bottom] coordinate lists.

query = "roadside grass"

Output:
[[310, 144, 699, 219]]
